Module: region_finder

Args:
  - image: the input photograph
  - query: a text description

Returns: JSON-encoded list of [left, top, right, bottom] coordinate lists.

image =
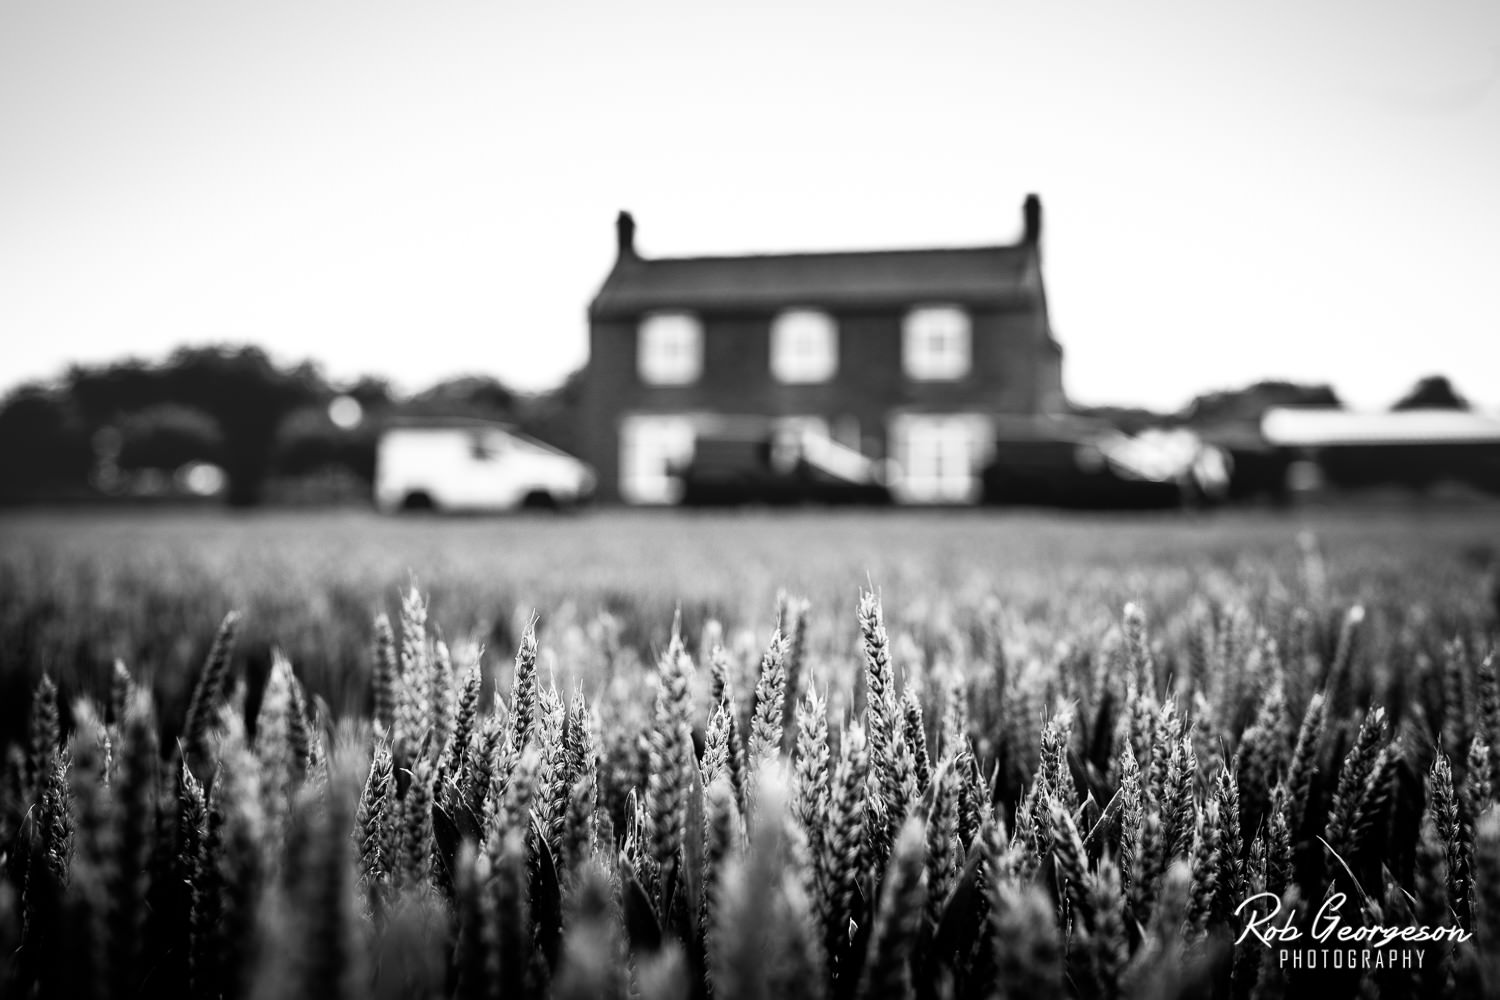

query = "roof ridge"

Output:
[[590, 237, 1041, 317], [629, 242, 1028, 265]]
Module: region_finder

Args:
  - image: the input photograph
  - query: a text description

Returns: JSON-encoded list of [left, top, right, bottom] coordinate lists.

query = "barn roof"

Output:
[[1261, 408, 1500, 446], [590, 237, 1043, 317]]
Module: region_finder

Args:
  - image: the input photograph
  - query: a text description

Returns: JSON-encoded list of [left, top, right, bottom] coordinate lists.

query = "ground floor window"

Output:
[[619, 415, 696, 504], [889, 413, 991, 503]]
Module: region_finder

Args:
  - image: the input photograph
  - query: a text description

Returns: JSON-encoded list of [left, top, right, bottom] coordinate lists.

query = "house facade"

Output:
[[580, 196, 1066, 504]]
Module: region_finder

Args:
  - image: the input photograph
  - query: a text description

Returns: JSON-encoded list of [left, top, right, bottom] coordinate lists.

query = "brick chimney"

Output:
[[616, 210, 637, 259], [1022, 194, 1042, 245]]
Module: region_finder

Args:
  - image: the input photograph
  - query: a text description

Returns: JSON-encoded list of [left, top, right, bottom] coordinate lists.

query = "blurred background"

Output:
[[3, 0, 1500, 766], [2, 1, 1498, 513]]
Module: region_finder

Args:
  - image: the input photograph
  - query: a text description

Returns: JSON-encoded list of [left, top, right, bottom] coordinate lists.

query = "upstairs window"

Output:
[[903, 306, 971, 381], [770, 310, 838, 383], [638, 313, 702, 385]]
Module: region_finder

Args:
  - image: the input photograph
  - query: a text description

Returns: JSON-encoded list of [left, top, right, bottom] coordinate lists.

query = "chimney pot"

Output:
[[1022, 194, 1042, 245], [616, 210, 637, 258]]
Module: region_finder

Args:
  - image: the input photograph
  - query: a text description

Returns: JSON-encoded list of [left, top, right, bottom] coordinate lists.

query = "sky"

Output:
[[2, 1, 1498, 412]]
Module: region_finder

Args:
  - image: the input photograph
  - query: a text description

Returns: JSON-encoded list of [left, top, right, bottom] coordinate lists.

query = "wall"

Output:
[[581, 303, 1055, 502]]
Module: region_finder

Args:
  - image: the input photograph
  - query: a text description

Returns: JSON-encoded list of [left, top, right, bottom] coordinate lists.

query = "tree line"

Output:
[[0, 345, 1474, 508], [0, 346, 580, 507]]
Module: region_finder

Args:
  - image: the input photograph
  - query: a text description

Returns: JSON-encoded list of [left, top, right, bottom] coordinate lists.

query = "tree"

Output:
[[273, 405, 377, 482], [1391, 375, 1469, 411], [516, 369, 585, 454], [1182, 380, 1342, 426], [68, 346, 326, 506], [341, 375, 395, 413], [0, 384, 93, 499], [114, 404, 224, 471], [405, 376, 517, 419]]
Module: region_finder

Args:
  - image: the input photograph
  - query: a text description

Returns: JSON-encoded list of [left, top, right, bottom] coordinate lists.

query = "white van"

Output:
[[374, 420, 595, 513]]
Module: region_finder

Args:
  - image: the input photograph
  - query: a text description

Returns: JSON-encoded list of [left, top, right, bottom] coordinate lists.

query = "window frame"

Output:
[[902, 306, 972, 381], [769, 309, 838, 384], [637, 312, 704, 385]]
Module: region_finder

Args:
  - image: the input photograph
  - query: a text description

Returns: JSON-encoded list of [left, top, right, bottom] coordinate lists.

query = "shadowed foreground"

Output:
[[1, 507, 1499, 997]]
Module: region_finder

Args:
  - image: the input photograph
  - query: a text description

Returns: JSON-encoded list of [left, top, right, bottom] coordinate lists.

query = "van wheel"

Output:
[[401, 491, 437, 512], [520, 490, 559, 511]]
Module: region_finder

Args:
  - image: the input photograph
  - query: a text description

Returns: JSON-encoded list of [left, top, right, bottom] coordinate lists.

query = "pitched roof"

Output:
[[590, 242, 1041, 318], [1261, 408, 1500, 446]]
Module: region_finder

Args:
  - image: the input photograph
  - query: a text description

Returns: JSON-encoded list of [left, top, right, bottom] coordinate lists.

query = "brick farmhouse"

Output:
[[579, 197, 1065, 504]]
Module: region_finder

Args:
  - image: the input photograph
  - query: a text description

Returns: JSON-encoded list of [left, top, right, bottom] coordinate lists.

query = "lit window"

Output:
[[889, 414, 991, 503], [620, 415, 695, 504], [770, 310, 837, 383], [903, 307, 971, 380], [638, 313, 702, 385]]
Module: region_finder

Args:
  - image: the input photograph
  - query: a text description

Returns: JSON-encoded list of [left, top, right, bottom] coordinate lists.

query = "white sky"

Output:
[[2, 1, 1498, 412]]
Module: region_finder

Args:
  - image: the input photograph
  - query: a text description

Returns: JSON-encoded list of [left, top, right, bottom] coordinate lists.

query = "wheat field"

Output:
[[1, 508, 1499, 999]]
